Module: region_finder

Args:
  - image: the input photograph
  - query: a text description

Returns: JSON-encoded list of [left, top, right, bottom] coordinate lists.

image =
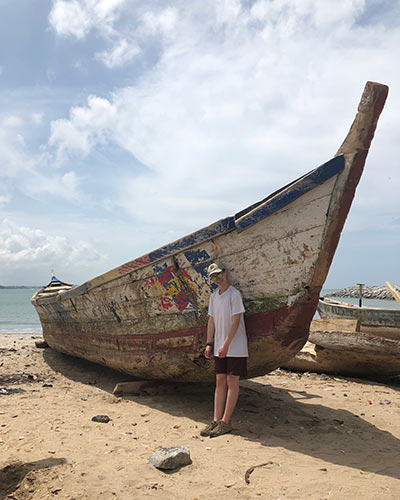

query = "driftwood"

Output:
[[281, 318, 400, 377], [312, 317, 400, 341], [112, 380, 159, 395], [309, 330, 400, 355], [283, 342, 400, 377], [244, 462, 279, 484]]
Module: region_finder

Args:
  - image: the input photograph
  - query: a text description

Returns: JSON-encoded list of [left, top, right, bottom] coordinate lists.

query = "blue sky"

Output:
[[0, 0, 399, 288]]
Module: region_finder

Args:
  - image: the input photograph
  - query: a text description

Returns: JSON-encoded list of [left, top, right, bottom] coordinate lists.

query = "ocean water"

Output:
[[0, 288, 42, 334], [0, 287, 399, 335]]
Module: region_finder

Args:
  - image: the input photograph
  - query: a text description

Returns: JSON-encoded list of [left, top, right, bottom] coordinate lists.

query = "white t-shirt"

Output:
[[208, 285, 248, 357]]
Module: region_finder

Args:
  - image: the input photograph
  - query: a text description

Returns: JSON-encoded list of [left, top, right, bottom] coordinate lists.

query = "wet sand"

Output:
[[1, 334, 400, 499]]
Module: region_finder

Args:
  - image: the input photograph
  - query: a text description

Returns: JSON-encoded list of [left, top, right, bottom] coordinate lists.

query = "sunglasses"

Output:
[[210, 272, 223, 281]]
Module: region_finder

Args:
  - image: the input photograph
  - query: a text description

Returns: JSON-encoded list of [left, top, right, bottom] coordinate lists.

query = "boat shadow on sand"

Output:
[[43, 349, 400, 481]]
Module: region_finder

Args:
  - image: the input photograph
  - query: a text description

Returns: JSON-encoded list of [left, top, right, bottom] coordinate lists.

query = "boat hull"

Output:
[[31, 82, 389, 382], [40, 298, 318, 382], [318, 299, 400, 340], [34, 166, 335, 381]]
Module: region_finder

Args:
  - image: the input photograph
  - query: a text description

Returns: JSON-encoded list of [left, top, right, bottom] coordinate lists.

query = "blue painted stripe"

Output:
[[235, 155, 345, 232], [149, 216, 236, 262], [148, 155, 344, 262]]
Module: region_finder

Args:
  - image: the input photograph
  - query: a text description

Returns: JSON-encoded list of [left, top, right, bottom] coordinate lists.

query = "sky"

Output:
[[0, 0, 399, 288]]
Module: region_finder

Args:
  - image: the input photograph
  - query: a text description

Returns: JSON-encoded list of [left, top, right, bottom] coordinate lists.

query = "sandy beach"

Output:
[[1, 334, 400, 500]]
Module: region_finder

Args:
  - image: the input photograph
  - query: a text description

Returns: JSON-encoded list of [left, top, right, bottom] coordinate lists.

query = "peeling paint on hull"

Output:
[[31, 82, 388, 382]]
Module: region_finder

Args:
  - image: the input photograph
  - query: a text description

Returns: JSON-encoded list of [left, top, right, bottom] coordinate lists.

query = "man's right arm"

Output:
[[205, 316, 215, 359]]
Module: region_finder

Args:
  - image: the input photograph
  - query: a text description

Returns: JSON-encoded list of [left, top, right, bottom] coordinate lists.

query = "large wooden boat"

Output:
[[31, 82, 388, 382], [282, 318, 400, 377], [318, 297, 400, 339]]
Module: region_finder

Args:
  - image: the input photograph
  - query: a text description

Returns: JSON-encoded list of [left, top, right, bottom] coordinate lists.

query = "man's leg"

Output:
[[222, 374, 240, 423], [214, 373, 227, 421]]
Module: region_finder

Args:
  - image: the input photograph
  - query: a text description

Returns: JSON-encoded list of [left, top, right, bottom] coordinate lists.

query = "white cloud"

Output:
[[20, 169, 83, 202], [96, 38, 141, 68], [141, 7, 178, 36], [49, 0, 126, 39], [0, 192, 11, 207], [46, 1, 400, 235], [0, 115, 36, 179], [49, 95, 117, 162], [94, 6, 179, 68], [3, 114, 23, 128], [49, 0, 92, 39], [32, 113, 44, 125], [61, 171, 79, 193], [0, 113, 83, 204], [0, 218, 104, 284], [49, 0, 178, 71]]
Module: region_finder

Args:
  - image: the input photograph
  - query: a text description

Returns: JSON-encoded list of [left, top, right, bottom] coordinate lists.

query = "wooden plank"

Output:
[[386, 281, 400, 305], [310, 318, 359, 333], [309, 330, 400, 355], [112, 380, 158, 395]]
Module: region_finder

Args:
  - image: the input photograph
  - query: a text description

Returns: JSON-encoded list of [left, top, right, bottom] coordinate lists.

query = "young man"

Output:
[[201, 262, 248, 438]]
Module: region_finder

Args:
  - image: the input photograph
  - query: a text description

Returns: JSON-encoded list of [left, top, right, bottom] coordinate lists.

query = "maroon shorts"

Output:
[[214, 356, 247, 377]]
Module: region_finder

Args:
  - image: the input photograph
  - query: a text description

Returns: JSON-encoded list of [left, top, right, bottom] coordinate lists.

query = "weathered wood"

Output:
[[282, 319, 400, 377], [386, 281, 400, 306], [112, 380, 159, 395], [309, 330, 400, 355], [31, 82, 389, 382], [310, 318, 359, 333], [336, 81, 389, 155], [283, 343, 400, 377], [311, 81, 388, 287]]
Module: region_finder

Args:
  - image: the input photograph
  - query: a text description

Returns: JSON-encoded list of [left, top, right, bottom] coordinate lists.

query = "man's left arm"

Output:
[[218, 313, 242, 358]]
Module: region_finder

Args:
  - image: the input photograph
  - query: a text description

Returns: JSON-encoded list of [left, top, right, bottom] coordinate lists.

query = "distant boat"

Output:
[[318, 297, 400, 340], [36, 273, 74, 296], [31, 81, 388, 382]]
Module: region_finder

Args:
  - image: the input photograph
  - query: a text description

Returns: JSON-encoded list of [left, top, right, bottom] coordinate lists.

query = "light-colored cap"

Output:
[[207, 262, 223, 277]]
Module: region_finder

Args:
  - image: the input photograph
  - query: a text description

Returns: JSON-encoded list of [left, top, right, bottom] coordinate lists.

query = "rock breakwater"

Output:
[[328, 285, 400, 300]]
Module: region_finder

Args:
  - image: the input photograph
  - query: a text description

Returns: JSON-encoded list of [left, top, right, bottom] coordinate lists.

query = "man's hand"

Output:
[[204, 345, 213, 359], [218, 343, 229, 358]]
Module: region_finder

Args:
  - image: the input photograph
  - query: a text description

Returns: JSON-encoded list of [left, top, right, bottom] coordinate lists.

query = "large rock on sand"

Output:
[[149, 446, 192, 470]]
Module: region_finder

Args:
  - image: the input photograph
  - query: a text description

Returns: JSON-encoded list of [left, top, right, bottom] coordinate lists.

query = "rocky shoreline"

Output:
[[327, 285, 400, 300]]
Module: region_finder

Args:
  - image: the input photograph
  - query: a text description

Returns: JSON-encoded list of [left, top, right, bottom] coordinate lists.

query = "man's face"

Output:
[[210, 270, 226, 287]]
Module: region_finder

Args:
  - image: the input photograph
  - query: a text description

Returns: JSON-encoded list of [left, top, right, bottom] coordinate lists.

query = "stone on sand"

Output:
[[149, 446, 192, 470]]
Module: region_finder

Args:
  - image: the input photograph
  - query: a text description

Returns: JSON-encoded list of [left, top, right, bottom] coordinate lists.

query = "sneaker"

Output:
[[200, 420, 218, 437], [209, 421, 232, 438]]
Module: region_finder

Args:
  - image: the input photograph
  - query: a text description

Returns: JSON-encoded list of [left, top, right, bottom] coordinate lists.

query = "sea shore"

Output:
[[1, 334, 400, 500]]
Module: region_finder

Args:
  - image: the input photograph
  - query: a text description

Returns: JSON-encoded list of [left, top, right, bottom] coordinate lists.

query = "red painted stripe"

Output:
[[44, 296, 319, 354], [118, 255, 151, 275]]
